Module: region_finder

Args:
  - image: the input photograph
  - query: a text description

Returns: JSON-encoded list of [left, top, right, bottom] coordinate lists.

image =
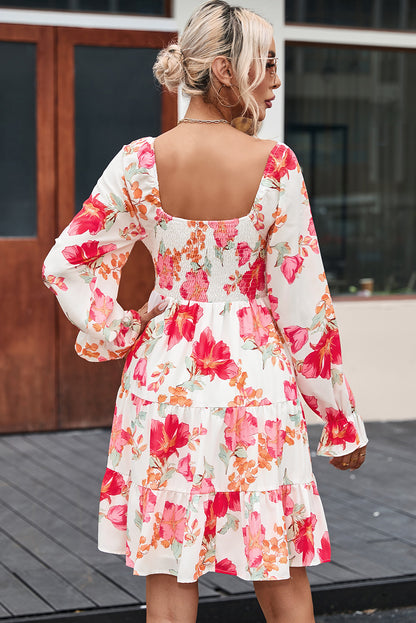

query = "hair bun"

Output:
[[153, 43, 185, 92]]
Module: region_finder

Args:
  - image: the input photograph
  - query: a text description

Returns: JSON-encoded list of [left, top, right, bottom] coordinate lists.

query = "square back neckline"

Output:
[[150, 137, 279, 225]]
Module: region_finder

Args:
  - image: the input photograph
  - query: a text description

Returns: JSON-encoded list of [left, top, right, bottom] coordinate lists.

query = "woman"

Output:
[[42, 2, 368, 622]]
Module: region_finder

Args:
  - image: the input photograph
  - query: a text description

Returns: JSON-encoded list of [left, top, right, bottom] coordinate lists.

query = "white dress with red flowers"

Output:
[[43, 137, 367, 582]]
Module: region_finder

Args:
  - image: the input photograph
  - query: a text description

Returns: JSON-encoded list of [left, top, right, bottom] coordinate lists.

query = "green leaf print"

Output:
[[250, 567, 267, 580], [110, 193, 126, 213], [219, 443, 232, 470], [134, 510, 143, 530], [109, 448, 121, 468], [272, 242, 291, 268], [234, 446, 247, 459], [242, 340, 257, 350], [171, 539, 183, 560], [159, 467, 177, 486], [289, 410, 302, 427], [310, 306, 326, 331], [218, 513, 239, 535], [331, 368, 343, 386], [283, 468, 293, 485], [125, 163, 140, 181]]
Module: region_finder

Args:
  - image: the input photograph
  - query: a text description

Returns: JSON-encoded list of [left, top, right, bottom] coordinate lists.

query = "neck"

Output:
[[184, 95, 232, 122]]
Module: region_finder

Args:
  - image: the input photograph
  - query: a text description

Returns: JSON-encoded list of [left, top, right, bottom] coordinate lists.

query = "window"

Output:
[[0, 0, 170, 16], [286, 0, 416, 31], [285, 44, 416, 295]]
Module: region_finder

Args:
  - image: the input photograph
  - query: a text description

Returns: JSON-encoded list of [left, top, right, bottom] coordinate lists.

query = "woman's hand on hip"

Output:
[[137, 299, 168, 336], [329, 445, 367, 471]]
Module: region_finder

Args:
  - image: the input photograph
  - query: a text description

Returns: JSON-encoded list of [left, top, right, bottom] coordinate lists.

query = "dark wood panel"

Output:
[[0, 24, 56, 433], [56, 26, 177, 430]]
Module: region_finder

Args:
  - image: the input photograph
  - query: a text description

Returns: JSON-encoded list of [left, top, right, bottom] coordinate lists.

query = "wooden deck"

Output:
[[0, 421, 415, 621]]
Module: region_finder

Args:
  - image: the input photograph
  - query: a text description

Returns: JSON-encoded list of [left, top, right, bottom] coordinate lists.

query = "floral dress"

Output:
[[42, 136, 367, 583]]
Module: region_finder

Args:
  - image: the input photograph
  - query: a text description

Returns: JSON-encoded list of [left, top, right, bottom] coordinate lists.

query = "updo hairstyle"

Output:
[[153, 0, 274, 131]]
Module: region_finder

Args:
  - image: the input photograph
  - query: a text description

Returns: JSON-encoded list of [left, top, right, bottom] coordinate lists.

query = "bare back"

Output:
[[153, 125, 277, 222]]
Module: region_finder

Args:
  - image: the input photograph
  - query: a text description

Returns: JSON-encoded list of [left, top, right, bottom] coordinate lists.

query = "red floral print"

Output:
[[284, 325, 309, 353], [156, 251, 174, 290], [62, 241, 116, 267], [89, 288, 114, 326], [107, 504, 127, 530], [283, 381, 297, 404], [318, 531, 331, 562], [302, 330, 342, 379], [68, 194, 107, 235], [237, 301, 271, 347], [100, 469, 125, 502], [224, 407, 257, 452], [281, 254, 304, 284], [215, 558, 237, 575], [264, 419, 286, 459], [150, 413, 190, 461], [238, 257, 266, 297], [137, 140, 155, 168], [180, 269, 209, 301], [133, 357, 147, 386], [139, 487, 157, 522], [236, 241, 252, 266], [192, 328, 238, 380], [212, 492, 241, 517], [294, 513, 317, 565], [159, 502, 187, 543], [164, 303, 203, 349], [265, 145, 297, 182], [323, 408, 357, 449], [208, 220, 239, 248], [243, 511, 265, 568]]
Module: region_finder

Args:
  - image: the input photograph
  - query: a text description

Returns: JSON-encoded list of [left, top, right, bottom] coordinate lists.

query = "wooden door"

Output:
[[0, 24, 56, 432], [56, 27, 177, 429]]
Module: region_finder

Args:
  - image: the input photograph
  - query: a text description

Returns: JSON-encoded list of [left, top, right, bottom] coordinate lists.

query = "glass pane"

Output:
[[0, 42, 36, 237], [285, 45, 416, 295], [0, 0, 167, 15], [75, 46, 162, 210], [286, 0, 415, 31]]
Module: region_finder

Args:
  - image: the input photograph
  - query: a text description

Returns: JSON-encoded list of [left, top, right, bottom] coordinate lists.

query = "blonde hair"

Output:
[[153, 0, 274, 133]]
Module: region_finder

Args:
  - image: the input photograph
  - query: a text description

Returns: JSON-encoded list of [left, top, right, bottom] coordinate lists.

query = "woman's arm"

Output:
[[42, 146, 148, 361], [266, 145, 368, 457]]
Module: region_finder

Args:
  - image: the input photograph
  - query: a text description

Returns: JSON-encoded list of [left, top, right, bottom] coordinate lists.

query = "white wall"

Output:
[[304, 298, 416, 425]]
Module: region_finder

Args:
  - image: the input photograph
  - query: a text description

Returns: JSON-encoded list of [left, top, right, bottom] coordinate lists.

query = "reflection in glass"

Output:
[[75, 46, 162, 211], [0, 42, 36, 237], [285, 45, 416, 295], [286, 0, 415, 31]]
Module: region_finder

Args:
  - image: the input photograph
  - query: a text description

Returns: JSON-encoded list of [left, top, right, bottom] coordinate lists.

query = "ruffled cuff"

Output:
[[75, 309, 141, 362], [316, 409, 368, 457]]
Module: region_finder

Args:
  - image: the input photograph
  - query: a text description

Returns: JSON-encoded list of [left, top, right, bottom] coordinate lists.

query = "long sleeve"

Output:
[[266, 145, 368, 457], [42, 147, 147, 362]]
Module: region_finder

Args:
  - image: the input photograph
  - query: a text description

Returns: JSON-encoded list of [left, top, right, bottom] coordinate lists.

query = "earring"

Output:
[[216, 83, 241, 108]]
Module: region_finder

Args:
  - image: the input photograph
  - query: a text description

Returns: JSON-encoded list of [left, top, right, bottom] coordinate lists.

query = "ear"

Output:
[[211, 55, 234, 87]]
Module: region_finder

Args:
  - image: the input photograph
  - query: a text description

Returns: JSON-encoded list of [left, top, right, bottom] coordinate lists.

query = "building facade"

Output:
[[0, 0, 415, 431]]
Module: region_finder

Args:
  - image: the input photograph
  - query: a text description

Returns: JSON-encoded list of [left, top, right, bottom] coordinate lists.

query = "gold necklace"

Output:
[[178, 117, 230, 125]]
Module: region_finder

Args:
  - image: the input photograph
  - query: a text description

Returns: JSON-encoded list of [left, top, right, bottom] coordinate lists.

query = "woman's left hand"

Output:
[[329, 445, 367, 471]]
